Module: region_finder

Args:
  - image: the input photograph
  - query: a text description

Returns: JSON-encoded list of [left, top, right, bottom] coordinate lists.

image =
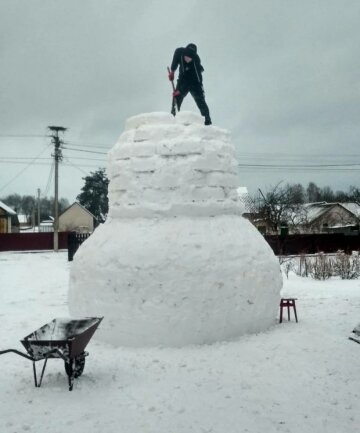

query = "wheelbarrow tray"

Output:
[[21, 317, 102, 361], [0, 317, 103, 390]]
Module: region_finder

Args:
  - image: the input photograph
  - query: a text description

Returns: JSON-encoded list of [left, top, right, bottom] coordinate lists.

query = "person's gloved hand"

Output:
[[173, 90, 181, 98], [168, 70, 175, 81]]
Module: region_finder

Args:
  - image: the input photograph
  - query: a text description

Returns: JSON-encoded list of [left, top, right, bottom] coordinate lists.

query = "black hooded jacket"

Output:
[[170, 47, 204, 84]]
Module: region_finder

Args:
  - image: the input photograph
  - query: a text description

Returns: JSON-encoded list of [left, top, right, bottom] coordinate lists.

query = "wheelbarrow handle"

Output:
[[0, 349, 34, 361]]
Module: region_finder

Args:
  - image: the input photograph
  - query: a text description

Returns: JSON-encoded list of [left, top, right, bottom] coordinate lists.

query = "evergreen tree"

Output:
[[77, 168, 109, 223], [1, 193, 22, 212]]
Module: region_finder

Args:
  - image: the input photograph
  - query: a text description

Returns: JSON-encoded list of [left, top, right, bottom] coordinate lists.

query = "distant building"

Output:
[[244, 200, 360, 235], [18, 214, 32, 230], [59, 202, 96, 233], [39, 216, 54, 233], [292, 202, 360, 234], [0, 201, 20, 233]]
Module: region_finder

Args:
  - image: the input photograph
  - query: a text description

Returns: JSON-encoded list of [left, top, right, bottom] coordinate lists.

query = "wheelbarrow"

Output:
[[0, 317, 103, 391]]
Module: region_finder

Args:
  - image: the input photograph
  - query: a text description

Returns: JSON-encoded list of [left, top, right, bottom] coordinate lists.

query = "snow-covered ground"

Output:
[[0, 251, 359, 433]]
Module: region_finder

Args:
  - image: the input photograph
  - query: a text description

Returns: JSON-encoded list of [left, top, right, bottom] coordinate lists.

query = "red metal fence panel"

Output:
[[265, 233, 360, 255], [0, 232, 68, 252], [0, 232, 359, 255]]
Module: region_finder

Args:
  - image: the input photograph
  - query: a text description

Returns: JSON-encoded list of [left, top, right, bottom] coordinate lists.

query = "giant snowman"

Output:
[[68, 112, 282, 347]]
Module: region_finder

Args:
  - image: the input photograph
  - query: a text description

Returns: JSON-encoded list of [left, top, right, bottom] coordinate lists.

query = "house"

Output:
[[244, 200, 360, 235], [0, 201, 20, 233], [290, 202, 360, 234], [59, 202, 96, 233], [18, 214, 32, 230]]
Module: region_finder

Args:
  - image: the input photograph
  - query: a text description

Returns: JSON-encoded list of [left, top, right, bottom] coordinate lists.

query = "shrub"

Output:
[[280, 258, 293, 279], [298, 254, 310, 277], [308, 253, 333, 280], [333, 250, 360, 280]]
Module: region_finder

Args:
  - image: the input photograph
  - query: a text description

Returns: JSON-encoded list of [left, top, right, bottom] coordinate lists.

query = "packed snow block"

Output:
[[68, 111, 282, 347]]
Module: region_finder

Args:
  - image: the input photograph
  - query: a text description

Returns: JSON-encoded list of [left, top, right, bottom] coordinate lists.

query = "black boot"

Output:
[[204, 116, 212, 125]]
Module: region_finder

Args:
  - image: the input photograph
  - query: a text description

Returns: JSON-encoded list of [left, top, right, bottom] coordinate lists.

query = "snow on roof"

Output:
[[302, 202, 330, 222], [236, 187, 255, 213], [328, 223, 356, 228], [40, 216, 54, 223], [0, 200, 17, 215], [17, 214, 28, 224], [59, 201, 96, 219], [290, 202, 360, 225], [340, 203, 360, 217], [40, 221, 53, 226], [237, 186, 248, 195]]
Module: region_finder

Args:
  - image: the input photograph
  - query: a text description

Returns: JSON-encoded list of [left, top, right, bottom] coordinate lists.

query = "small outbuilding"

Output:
[[0, 201, 20, 233], [59, 202, 96, 233]]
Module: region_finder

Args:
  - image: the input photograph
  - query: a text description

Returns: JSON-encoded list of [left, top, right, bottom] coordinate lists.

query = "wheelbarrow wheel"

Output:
[[64, 354, 86, 379]]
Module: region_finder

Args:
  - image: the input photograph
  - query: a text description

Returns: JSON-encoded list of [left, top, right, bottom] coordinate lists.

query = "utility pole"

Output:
[[48, 126, 67, 252], [37, 188, 41, 230]]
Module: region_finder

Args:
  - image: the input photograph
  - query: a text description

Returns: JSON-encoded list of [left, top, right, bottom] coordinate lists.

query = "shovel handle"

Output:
[[167, 67, 176, 92]]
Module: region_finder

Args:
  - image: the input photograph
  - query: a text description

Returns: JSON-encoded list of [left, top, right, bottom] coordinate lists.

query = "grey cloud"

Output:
[[1, 0, 359, 200]]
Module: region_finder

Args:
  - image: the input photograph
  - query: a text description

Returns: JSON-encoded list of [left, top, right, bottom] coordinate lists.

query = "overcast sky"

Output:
[[1, 0, 359, 203]]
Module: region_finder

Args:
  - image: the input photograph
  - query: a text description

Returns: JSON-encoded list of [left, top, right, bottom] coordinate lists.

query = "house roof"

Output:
[[340, 203, 360, 218], [59, 201, 97, 219], [302, 202, 330, 222], [0, 200, 17, 215], [291, 202, 359, 225]]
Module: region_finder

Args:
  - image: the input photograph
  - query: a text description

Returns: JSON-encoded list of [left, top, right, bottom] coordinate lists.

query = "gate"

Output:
[[67, 232, 91, 261]]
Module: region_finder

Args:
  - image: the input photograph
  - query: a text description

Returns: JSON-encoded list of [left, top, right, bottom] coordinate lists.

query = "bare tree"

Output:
[[349, 186, 360, 203], [257, 182, 305, 233]]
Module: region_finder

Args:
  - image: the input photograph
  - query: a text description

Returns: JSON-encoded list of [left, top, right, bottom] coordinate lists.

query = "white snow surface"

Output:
[[0, 251, 359, 433], [68, 112, 282, 347]]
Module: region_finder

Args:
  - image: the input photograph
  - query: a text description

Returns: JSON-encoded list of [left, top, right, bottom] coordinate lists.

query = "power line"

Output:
[[64, 141, 110, 149], [238, 163, 360, 168], [0, 161, 52, 166], [0, 143, 52, 193], [62, 146, 107, 155], [63, 156, 94, 175], [239, 167, 360, 172], [0, 160, 103, 169], [236, 151, 360, 157], [0, 157, 52, 161], [43, 161, 55, 197], [0, 156, 105, 162], [0, 134, 47, 138]]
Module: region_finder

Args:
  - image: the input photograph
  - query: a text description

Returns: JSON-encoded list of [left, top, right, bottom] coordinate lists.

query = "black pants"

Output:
[[175, 79, 211, 119]]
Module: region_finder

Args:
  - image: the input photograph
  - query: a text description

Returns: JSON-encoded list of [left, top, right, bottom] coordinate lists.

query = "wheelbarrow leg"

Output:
[[38, 358, 49, 387], [32, 358, 49, 388], [32, 361, 38, 387]]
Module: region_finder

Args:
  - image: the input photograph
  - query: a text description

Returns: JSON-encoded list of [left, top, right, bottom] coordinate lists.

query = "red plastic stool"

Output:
[[279, 298, 298, 323]]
